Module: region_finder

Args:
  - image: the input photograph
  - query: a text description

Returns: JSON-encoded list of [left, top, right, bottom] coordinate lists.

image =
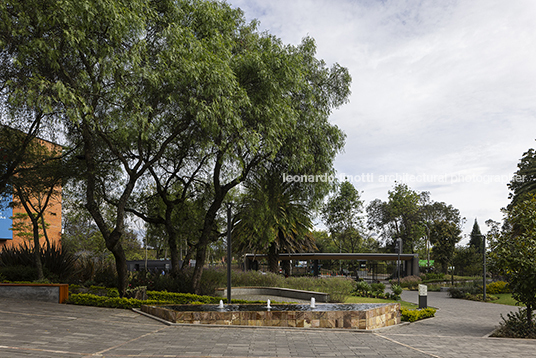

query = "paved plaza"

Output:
[[1, 290, 535, 357]]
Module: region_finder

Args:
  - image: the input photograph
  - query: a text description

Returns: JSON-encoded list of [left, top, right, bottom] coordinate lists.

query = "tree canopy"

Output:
[[489, 195, 536, 328], [1, 0, 351, 294]]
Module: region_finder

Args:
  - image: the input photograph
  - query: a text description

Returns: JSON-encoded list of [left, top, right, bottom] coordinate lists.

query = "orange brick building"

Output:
[[0, 137, 62, 250]]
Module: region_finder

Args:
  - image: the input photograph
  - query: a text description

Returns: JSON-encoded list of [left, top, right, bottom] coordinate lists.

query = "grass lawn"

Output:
[[490, 293, 523, 307], [344, 296, 418, 310]]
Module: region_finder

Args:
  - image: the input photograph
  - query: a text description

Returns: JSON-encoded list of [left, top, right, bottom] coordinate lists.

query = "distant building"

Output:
[[0, 136, 62, 251], [127, 260, 173, 272]]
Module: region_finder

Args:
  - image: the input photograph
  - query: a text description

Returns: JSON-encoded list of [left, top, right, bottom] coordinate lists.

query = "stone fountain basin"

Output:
[[140, 302, 401, 330]]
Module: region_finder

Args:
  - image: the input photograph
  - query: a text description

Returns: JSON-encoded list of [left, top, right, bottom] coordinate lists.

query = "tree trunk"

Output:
[[191, 241, 208, 294], [282, 259, 291, 276], [106, 231, 128, 297], [191, 197, 224, 294], [165, 221, 180, 275], [527, 305, 533, 329], [267, 242, 279, 273], [32, 217, 44, 280], [41, 215, 51, 250]]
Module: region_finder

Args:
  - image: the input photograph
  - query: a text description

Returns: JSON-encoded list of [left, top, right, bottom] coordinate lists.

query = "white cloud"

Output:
[[229, 0, 536, 238]]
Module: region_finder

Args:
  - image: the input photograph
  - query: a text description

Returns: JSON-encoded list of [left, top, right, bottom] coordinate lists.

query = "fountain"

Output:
[[140, 298, 401, 330]]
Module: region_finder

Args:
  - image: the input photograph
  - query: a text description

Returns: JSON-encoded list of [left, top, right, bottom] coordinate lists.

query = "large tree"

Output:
[[468, 219, 484, 253], [489, 195, 536, 328], [507, 148, 536, 210], [367, 183, 426, 253], [1, 0, 351, 295], [322, 181, 366, 255], [429, 220, 461, 274], [1, 0, 243, 295], [233, 170, 316, 274]]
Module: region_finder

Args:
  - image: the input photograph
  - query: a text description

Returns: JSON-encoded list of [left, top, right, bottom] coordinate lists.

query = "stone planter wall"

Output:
[[141, 303, 400, 330]]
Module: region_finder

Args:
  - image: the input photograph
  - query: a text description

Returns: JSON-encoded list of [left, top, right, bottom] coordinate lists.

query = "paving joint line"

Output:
[[374, 333, 443, 358]]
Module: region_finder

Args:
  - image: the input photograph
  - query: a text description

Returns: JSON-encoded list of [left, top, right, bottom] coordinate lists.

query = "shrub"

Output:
[[401, 307, 436, 322], [0, 242, 76, 282], [371, 282, 385, 294], [487, 281, 510, 294], [0, 265, 38, 281], [93, 263, 118, 288], [492, 308, 536, 339], [397, 275, 422, 290], [354, 280, 372, 296], [448, 282, 482, 298], [464, 293, 498, 302], [67, 293, 163, 309], [420, 272, 445, 281], [391, 284, 402, 300], [231, 270, 284, 288], [67, 291, 257, 309]]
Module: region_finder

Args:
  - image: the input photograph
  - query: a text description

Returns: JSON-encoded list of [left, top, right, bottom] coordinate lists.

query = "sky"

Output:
[[228, 0, 536, 243]]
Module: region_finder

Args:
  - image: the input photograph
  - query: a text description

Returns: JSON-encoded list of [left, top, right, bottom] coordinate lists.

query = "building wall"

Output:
[[0, 137, 62, 251]]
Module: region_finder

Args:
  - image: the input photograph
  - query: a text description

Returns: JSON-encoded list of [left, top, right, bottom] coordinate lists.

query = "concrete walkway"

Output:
[[0, 291, 535, 357]]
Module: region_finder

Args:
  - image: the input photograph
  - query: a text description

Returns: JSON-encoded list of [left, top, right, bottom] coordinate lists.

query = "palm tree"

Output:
[[233, 171, 316, 274]]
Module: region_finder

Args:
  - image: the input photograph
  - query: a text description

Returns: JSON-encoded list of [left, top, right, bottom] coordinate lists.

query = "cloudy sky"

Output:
[[228, 0, 536, 242]]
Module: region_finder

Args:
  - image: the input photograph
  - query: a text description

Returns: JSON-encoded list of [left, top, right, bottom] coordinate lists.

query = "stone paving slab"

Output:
[[375, 289, 536, 358], [1, 291, 536, 357]]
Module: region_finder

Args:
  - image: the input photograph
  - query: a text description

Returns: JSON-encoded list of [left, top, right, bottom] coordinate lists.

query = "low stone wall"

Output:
[[215, 287, 330, 302], [0, 283, 69, 303], [141, 303, 400, 330]]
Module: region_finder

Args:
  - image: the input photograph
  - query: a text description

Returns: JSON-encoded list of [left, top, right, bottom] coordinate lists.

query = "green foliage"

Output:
[[67, 294, 164, 309], [420, 272, 445, 282], [354, 280, 372, 296], [391, 284, 402, 300], [371, 282, 385, 294], [69, 285, 118, 297], [507, 148, 536, 210], [67, 291, 255, 309], [452, 245, 482, 277], [464, 293, 498, 302], [401, 307, 436, 322], [487, 281, 510, 294], [429, 220, 462, 274], [492, 308, 536, 339], [468, 219, 484, 253], [367, 183, 425, 253], [0, 265, 38, 281], [230, 270, 282, 287], [230, 270, 354, 303], [353, 281, 390, 299], [395, 275, 422, 290], [322, 181, 367, 256], [233, 170, 316, 274], [489, 195, 536, 327], [0, 242, 76, 282], [447, 282, 482, 298]]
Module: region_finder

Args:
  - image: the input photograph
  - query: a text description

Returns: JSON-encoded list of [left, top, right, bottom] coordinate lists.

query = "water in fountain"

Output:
[[310, 297, 316, 308], [218, 300, 224, 309], [267, 299, 271, 309]]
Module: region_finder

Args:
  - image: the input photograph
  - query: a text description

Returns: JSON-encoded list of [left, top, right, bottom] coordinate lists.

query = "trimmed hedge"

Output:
[[67, 293, 164, 309], [400, 307, 436, 322], [67, 290, 261, 309]]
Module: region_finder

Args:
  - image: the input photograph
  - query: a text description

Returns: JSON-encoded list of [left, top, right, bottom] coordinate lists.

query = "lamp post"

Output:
[[226, 203, 233, 304], [482, 234, 486, 301], [423, 223, 430, 270], [396, 238, 402, 286]]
